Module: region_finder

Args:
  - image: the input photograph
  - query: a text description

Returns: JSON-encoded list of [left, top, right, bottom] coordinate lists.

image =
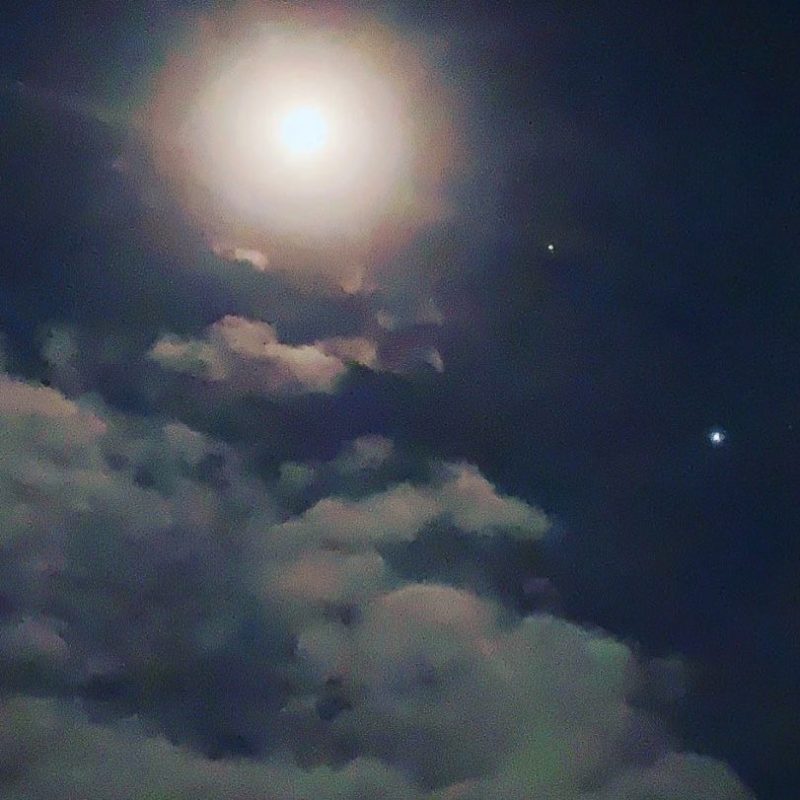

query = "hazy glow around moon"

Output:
[[147, 6, 457, 283], [179, 25, 412, 239], [279, 105, 329, 156]]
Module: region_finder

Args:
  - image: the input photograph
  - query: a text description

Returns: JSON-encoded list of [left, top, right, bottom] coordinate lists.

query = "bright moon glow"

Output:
[[183, 27, 412, 238], [279, 105, 329, 156]]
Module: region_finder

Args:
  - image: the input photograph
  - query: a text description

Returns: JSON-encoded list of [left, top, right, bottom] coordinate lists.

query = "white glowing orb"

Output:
[[185, 28, 410, 238], [279, 105, 329, 156], [707, 427, 727, 447]]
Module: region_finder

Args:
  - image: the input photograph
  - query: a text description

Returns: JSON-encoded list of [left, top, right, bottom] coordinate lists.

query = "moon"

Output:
[[176, 28, 411, 239], [278, 105, 330, 157], [147, 12, 456, 260]]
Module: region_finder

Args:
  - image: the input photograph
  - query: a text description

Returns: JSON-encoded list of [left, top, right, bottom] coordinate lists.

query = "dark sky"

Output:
[[1, 2, 798, 799]]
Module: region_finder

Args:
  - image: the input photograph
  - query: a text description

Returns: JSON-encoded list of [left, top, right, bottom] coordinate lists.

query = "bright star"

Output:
[[707, 427, 727, 447], [547, 243, 555, 252]]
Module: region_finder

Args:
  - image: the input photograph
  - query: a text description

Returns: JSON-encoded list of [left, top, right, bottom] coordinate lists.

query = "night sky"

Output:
[[1, 2, 798, 799]]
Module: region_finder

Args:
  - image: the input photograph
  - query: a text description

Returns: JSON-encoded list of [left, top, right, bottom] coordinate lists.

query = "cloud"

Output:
[[332, 435, 395, 475], [149, 315, 377, 396], [0, 374, 101, 427], [0, 694, 420, 800], [586, 753, 753, 800], [285, 586, 753, 799], [263, 461, 548, 558], [0, 372, 282, 753], [253, 451, 549, 641], [376, 296, 445, 332], [0, 371, 753, 800], [149, 314, 444, 401], [211, 240, 270, 271]]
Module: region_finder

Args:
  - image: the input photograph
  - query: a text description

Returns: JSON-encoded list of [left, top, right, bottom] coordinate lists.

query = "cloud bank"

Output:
[[0, 370, 752, 799]]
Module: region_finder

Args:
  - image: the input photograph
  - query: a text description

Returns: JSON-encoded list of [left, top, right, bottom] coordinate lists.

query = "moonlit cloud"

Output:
[[266, 462, 548, 553], [333, 435, 395, 474], [0, 695, 419, 800], [0, 368, 754, 799], [148, 314, 445, 398], [0, 373, 98, 424], [211, 240, 270, 271], [149, 315, 376, 396]]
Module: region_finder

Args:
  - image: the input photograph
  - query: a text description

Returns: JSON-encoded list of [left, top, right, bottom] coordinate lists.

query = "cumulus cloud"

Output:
[[149, 315, 377, 396], [0, 371, 753, 800], [252, 449, 549, 644], [268, 462, 548, 554], [149, 314, 444, 400], [276, 585, 753, 799], [333, 435, 395, 475], [0, 695, 419, 800], [0, 374, 100, 425]]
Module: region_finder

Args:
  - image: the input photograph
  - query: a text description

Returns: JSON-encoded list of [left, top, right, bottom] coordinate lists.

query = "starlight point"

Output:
[[707, 427, 727, 447]]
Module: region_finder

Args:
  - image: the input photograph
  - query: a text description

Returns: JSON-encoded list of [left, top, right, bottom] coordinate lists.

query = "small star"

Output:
[[707, 427, 727, 447], [547, 243, 555, 252]]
